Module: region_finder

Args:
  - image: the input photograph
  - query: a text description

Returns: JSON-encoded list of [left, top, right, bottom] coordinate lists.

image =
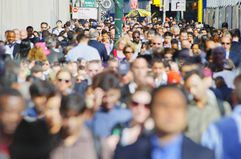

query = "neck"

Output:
[[156, 131, 180, 144], [196, 95, 207, 108]]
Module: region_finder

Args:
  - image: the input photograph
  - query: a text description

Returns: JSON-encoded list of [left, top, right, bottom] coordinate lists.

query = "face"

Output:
[[20, 30, 28, 40], [152, 62, 165, 76], [56, 22, 62, 28], [14, 29, 20, 41], [133, 33, 140, 44], [221, 37, 231, 51], [124, 47, 134, 61], [192, 44, 200, 55], [118, 40, 127, 50], [86, 63, 102, 78], [41, 23, 48, 31], [188, 34, 194, 43], [45, 95, 62, 134], [102, 89, 120, 110], [184, 74, 206, 101], [164, 36, 172, 45], [7, 32, 16, 43], [56, 71, 72, 93], [0, 96, 25, 135], [130, 91, 151, 124], [27, 28, 34, 37], [108, 61, 119, 72], [180, 32, 188, 41], [151, 88, 187, 134], [42, 61, 50, 71], [131, 58, 148, 83], [152, 37, 163, 49], [181, 40, 191, 49], [102, 33, 109, 42], [61, 114, 82, 138]]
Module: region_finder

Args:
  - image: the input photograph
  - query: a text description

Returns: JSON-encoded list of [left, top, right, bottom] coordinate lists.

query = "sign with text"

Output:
[[72, 7, 98, 19], [171, 0, 186, 11]]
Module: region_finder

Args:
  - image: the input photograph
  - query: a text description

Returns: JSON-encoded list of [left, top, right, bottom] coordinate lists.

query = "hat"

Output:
[[118, 62, 130, 76], [167, 71, 182, 84]]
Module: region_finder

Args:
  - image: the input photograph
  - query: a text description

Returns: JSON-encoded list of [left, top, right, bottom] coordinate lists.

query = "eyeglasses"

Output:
[[131, 100, 150, 108], [58, 78, 70, 83], [152, 42, 162, 45], [221, 42, 230, 45]]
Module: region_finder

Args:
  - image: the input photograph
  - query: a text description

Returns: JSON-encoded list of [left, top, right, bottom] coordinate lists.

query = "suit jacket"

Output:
[[88, 40, 108, 63], [114, 132, 215, 159], [230, 41, 241, 67]]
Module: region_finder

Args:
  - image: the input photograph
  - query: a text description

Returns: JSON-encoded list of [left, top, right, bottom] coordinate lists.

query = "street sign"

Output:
[[72, 7, 98, 19], [84, 0, 96, 8], [171, 0, 186, 11]]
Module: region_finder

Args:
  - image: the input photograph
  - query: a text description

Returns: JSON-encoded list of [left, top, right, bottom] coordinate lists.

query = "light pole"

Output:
[[114, 0, 124, 42]]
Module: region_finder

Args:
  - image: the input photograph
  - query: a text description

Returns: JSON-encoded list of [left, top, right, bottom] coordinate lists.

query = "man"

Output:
[[114, 85, 215, 159], [184, 70, 231, 143], [230, 29, 241, 67], [132, 30, 142, 55], [88, 29, 108, 63], [52, 20, 64, 36], [152, 35, 163, 50], [4, 30, 20, 59], [51, 93, 97, 159], [202, 74, 241, 159], [0, 89, 25, 159], [66, 33, 100, 61], [221, 35, 240, 67], [121, 58, 149, 102]]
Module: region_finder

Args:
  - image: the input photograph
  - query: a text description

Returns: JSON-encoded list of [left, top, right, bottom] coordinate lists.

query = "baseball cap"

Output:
[[167, 71, 182, 84]]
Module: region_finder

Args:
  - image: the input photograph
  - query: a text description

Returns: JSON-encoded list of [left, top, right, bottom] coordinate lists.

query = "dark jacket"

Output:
[[230, 41, 241, 67], [114, 132, 215, 159], [88, 40, 108, 63]]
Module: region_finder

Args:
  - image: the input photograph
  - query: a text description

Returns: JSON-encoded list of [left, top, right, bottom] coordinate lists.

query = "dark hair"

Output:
[[92, 70, 120, 91], [60, 93, 86, 117], [222, 22, 228, 29], [76, 32, 87, 42], [41, 22, 48, 26], [0, 88, 23, 112], [20, 39, 31, 58], [123, 45, 135, 54], [164, 31, 173, 38], [234, 74, 241, 104], [151, 85, 188, 106], [183, 69, 204, 81], [29, 80, 57, 98], [26, 26, 33, 30]]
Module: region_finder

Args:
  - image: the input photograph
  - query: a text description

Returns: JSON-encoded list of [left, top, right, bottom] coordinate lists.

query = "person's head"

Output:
[[233, 74, 241, 105], [184, 70, 207, 102], [171, 25, 180, 37], [60, 93, 87, 138], [171, 38, 179, 50], [30, 80, 57, 115], [55, 69, 73, 94], [0, 88, 25, 135], [40, 22, 49, 32], [89, 28, 99, 40], [76, 32, 88, 44], [27, 46, 47, 62], [152, 59, 166, 77], [132, 30, 141, 44], [163, 32, 173, 46], [131, 58, 148, 84], [94, 70, 121, 110], [116, 37, 128, 51], [181, 39, 191, 49], [56, 20, 62, 28], [231, 28, 241, 42], [13, 29, 20, 41], [214, 76, 227, 88], [26, 26, 34, 38], [187, 32, 194, 44], [31, 65, 44, 79], [221, 35, 232, 52], [129, 86, 151, 124], [107, 58, 119, 72], [101, 29, 110, 42], [212, 46, 226, 71], [123, 44, 135, 62], [86, 60, 103, 78], [191, 43, 200, 55], [221, 22, 228, 29], [152, 35, 163, 49], [6, 30, 16, 43], [180, 30, 188, 41], [20, 30, 28, 40], [44, 93, 62, 134], [151, 85, 187, 136]]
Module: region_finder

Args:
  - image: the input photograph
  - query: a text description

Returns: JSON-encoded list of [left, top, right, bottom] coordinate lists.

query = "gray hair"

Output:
[[89, 29, 99, 39]]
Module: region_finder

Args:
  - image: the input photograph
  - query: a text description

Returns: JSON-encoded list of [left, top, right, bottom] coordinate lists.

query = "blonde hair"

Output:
[[27, 47, 47, 61]]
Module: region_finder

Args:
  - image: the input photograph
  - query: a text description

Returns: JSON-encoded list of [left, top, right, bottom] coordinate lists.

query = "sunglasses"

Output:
[[131, 100, 150, 108], [152, 42, 162, 45], [221, 42, 230, 45], [58, 78, 70, 83]]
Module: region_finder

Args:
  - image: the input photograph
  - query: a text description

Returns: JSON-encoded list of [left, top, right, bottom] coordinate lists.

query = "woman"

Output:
[[55, 69, 73, 96], [102, 86, 153, 159]]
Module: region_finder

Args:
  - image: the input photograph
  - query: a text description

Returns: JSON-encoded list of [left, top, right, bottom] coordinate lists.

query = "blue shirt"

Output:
[[151, 134, 183, 159], [87, 105, 132, 137], [202, 105, 241, 159]]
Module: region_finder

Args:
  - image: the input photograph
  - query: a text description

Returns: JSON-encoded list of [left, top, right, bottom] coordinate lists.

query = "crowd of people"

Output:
[[0, 16, 241, 159]]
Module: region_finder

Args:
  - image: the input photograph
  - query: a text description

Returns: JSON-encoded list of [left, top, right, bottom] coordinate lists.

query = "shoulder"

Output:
[[183, 136, 215, 159]]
